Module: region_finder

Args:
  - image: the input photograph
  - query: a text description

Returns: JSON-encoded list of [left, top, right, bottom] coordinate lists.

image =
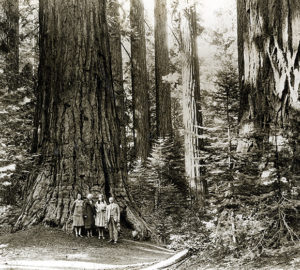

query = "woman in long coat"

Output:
[[83, 193, 95, 237], [71, 193, 84, 237], [95, 194, 107, 239]]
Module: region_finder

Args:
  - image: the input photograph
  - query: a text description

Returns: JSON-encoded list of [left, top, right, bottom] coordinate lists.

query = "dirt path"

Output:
[[0, 226, 178, 269]]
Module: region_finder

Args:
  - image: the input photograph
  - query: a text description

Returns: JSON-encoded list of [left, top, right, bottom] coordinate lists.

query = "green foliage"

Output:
[[0, 85, 35, 205], [213, 61, 239, 127], [129, 137, 188, 243], [0, 0, 37, 206]]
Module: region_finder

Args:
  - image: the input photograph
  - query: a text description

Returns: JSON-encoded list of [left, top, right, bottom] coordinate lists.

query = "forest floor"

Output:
[[1, 204, 300, 270], [0, 225, 177, 269], [1, 225, 300, 270]]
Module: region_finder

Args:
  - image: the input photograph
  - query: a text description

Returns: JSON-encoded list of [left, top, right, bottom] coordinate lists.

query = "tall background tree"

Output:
[[107, 0, 128, 177], [180, 0, 205, 204], [130, 0, 150, 162], [154, 0, 172, 138]]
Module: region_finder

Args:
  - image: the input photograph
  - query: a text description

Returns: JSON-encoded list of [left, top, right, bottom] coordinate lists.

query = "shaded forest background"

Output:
[[0, 0, 300, 265]]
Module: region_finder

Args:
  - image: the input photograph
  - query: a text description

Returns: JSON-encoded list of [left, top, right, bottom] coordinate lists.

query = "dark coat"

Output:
[[83, 199, 95, 229]]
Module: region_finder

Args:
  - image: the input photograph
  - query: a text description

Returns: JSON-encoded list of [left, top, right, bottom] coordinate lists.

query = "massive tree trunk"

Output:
[[0, 0, 19, 91], [154, 0, 172, 138], [236, 0, 300, 173], [107, 0, 127, 176], [180, 1, 206, 204], [15, 0, 151, 236], [130, 0, 150, 162]]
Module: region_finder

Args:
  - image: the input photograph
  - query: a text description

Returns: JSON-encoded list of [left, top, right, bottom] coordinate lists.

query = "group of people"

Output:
[[71, 193, 120, 244]]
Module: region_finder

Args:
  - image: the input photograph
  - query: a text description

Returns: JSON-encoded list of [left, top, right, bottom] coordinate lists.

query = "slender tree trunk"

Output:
[[130, 0, 150, 162], [15, 0, 151, 237], [107, 0, 127, 176], [236, 0, 246, 123], [237, 0, 300, 171], [180, 1, 206, 205], [154, 0, 172, 138], [0, 0, 19, 91]]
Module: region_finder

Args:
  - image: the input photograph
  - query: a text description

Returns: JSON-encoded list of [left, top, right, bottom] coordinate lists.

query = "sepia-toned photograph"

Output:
[[0, 0, 300, 269]]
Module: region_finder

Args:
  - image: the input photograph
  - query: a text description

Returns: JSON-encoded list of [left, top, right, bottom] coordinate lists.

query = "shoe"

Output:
[[108, 239, 113, 243], [75, 234, 78, 237], [102, 236, 105, 239], [79, 234, 83, 237], [114, 241, 117, 244], [98, 236, 101, 239]]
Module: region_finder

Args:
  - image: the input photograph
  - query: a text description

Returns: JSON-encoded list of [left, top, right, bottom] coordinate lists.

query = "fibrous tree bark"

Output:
[[237, 0, 300, 173], [130, 0, 150, 162], [15, 0, 151, 236], [154, 0, 172, 138], [236, 0, 246, 122], [180, 1, 206, 204], [107, 0, 127, 176], [0, 0, 19, 91]]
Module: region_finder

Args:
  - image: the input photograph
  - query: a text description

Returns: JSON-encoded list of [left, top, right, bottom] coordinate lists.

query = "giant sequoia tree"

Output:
[[154, 0, 172, 138], [130, 0, 150, 162], [16, 0, 149, 234], [237, 0, 300, 173]]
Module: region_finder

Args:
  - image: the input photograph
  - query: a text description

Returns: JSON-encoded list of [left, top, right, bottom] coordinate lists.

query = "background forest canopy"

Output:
[[0, 0, 300, 262]]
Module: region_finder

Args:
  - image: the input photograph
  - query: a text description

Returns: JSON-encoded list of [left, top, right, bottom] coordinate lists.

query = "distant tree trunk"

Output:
[[237, 0, 300, 173], [180, 1, 206, 205], [236, 0, 246, 122], [0, 0, 19, 91], [130, 0, 150, 162], [154, 0, 172, 138], [15, 0, 151, 237], [107, 0, 127, 176]]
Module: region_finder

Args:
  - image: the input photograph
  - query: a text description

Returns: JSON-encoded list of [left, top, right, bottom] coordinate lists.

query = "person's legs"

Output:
[[78, 227, 82, 237], [101, 228, 105, 239], [112, 220, 118, 243], [108, 220, 113, 242], [75, 227, 78, 237]]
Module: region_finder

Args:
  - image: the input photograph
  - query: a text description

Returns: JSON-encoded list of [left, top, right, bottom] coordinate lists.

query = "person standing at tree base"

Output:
[[106, 197, 120, 244], [95, 194, 107, 239], [83, 194, 95, 237], [71, 193, 84, 237]]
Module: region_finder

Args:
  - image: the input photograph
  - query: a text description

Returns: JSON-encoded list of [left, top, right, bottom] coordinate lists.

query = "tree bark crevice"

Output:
[[237, 0, 300, 175]]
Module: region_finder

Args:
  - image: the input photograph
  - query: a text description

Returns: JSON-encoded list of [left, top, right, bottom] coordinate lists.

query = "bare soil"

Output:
[[0, 226, 175, 269], [2, 225, 299, 269]]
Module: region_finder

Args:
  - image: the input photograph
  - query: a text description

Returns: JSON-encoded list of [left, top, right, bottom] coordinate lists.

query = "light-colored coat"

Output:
[[106, 202, 120, 223], [95, 201, 107, 227]]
